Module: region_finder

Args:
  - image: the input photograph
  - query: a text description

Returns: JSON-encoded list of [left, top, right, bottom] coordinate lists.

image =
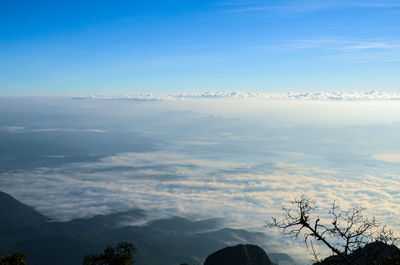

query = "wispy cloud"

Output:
[[340, 42, 398, 50], [349, 1, 400, 8], [371, 153, 400, 163], [288, 38, 400, 51], [279, 37, 400, 62], [222, 0, 400, 14], [0, 126, 25, 132], [0, 127, 107, 133]]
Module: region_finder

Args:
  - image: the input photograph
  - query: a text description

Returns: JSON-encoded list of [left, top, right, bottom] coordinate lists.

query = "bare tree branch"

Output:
[[267, 195, 399, 265]]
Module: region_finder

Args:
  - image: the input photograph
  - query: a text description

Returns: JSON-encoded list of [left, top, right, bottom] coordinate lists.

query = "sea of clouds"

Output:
[[1, 94, 400, 261], [2, 152, 400, 228]]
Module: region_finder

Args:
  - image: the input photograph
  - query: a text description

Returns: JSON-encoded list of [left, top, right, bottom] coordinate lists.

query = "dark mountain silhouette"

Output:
[[204, 244, 274, 265], [315, 241, 400, 265], [0, 191, 48, 227], [0, 191, 294, 265]]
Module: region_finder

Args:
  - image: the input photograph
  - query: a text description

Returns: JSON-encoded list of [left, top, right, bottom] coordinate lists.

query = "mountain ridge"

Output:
[[0, 190, 294, 265], [0, 191, 48, 227]]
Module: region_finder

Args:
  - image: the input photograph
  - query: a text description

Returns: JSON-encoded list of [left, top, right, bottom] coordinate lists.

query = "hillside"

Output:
[[0, 191, 48, 227], [0, 191, 294, 265]]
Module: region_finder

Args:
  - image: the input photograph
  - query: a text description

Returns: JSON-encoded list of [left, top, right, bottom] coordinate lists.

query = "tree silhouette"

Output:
[[83, 242, 136, 265], [268, 195, 398, 264], [0, 252, 27, 265]]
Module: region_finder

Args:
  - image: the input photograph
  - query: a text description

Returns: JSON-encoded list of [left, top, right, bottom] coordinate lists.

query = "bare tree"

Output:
[[267, 195, 398, 265]]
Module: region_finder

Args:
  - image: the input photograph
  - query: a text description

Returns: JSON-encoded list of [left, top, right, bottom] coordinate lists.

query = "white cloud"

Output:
[[371, 153, 400, 163], [71, 91, 400, 101], [1, 152, 399, 234], [221, 0, 400, 14]]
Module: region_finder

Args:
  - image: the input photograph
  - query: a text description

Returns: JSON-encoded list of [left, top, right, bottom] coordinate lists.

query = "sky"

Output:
[[1, 0, 400, 96]]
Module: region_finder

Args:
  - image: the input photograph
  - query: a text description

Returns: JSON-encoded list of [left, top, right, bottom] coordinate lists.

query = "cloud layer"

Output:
[[2, 151, 399, 235], [72, 91, 400, 101]]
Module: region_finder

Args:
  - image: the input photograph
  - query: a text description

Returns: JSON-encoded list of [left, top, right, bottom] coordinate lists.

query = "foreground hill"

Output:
[[0, 191, 48, 227], [0, 191, 294, 265], [315, 241, 400, 265], [204, 244, 275, 265]]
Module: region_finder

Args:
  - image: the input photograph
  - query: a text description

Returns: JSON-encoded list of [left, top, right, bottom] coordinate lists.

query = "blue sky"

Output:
[[1, 0, 400, 95]]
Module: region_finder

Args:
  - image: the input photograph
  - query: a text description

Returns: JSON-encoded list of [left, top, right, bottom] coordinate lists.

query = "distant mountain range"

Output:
[[0, 191, 294, 265]]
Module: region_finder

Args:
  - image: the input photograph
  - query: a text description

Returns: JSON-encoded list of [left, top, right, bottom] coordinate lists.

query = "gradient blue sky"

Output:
[[1, 0, 400, 96]]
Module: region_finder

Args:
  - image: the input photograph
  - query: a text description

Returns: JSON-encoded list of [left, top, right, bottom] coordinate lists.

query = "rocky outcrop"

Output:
[[204, 244, 274, 265]]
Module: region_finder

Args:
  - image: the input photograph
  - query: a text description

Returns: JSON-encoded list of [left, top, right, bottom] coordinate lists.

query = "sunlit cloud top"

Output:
[[72, 91, 400, 101]]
